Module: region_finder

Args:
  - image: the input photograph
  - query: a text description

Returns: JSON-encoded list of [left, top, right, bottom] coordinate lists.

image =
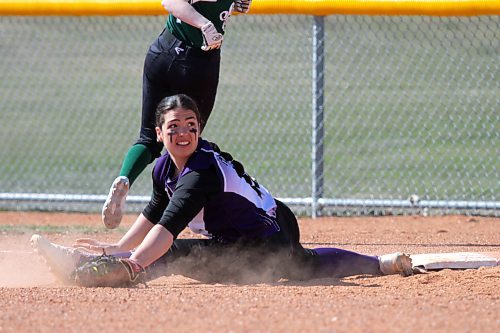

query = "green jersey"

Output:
[[166, 0, 235, 49]]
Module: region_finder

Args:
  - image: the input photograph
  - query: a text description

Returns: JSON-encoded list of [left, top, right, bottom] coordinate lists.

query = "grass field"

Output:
[[0, 15, 498, 213]]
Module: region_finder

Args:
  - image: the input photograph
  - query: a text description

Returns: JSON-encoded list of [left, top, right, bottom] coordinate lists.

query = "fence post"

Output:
[[312, 15, 325, 218]]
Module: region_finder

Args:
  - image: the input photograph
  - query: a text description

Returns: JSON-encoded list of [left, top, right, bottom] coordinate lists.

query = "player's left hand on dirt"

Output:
[[73, 238, 119, 255], [234, 0, 252, 13], [201, 21, 223, 51], [73, 254, 146, 287]]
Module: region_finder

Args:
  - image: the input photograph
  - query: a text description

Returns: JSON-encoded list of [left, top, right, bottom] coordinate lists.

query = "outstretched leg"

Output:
[[312, 247, 382, 278], [306, 248, 413, 279]]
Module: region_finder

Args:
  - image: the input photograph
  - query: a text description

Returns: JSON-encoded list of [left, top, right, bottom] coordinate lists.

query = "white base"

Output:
[[410, 252, 500, 270]]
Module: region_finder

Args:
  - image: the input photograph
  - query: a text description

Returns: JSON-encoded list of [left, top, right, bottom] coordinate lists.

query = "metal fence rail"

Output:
[[0, 15, 498, 216]]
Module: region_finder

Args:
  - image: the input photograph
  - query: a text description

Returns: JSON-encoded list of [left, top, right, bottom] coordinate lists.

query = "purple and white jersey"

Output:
[[152, 139, 280, 243]]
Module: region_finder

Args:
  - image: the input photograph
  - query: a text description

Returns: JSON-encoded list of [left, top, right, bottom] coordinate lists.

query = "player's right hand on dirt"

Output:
[[74, 254, 145, 287], [73, 238, 120, 255], [201, 21, 223, 51]]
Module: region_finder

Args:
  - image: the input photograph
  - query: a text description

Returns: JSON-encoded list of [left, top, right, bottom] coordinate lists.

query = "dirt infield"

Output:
[[0, 212, 498, 333]]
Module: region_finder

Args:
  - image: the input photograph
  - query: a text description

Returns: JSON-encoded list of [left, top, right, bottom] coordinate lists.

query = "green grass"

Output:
[[0, 15, 498, 210]]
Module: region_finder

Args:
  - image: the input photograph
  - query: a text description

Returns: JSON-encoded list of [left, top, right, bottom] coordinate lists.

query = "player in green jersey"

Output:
[[102, 0, 252, 229]]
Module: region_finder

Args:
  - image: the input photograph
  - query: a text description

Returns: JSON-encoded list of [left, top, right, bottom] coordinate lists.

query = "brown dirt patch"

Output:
[[0, 212, 498, 333]]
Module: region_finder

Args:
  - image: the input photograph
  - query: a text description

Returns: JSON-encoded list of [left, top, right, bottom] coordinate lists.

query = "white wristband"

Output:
[[201, 21, 223, 51]]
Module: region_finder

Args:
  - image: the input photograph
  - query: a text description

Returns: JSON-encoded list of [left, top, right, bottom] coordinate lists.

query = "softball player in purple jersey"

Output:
[[102, 0, 252, 230], [32, 94, 413, 286]]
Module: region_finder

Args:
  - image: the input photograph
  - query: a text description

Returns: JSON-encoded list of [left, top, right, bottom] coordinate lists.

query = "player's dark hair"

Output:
[[209, 141, 263, 198], [155, 94, 201, 127]]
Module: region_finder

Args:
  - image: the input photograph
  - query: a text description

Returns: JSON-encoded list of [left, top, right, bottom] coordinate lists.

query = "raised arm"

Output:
[[162, 0, 224, 50], [162, 0, 209, 29]]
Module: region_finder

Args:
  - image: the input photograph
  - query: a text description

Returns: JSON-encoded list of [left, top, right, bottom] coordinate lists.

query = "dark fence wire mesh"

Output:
[[0, 15, 498, 216]]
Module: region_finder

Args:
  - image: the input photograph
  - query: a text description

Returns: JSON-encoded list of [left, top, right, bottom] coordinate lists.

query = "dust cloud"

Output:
[[160, 245, 304, 284], [0, 234, 56, 287]]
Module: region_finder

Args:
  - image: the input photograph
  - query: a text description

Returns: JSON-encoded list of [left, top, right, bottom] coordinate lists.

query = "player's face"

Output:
[[156, 108, 200, 159]]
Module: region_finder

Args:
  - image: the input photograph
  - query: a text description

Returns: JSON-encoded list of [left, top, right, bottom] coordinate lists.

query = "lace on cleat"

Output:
[[102, 176, 129, 229]]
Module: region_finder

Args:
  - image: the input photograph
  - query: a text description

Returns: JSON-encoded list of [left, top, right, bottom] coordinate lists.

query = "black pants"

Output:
[[138, 28, 221, 158], [151, 200, 319, 283]]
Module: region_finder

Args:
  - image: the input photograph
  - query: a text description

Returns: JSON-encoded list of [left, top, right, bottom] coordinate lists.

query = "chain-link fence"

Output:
[[0, 15, 498, 216]]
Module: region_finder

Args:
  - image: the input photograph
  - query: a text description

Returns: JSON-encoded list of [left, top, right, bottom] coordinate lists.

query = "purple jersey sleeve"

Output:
[[147, 139, 280, 243]]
